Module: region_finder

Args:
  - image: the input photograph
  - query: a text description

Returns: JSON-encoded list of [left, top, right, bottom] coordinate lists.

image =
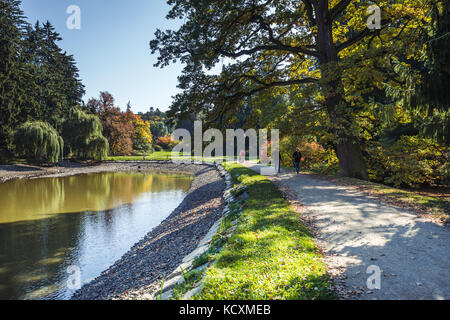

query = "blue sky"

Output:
[[20, 0, 184, 113]]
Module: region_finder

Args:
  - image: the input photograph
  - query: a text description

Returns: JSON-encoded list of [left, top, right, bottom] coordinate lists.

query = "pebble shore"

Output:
[[68, 161, 226, 300]]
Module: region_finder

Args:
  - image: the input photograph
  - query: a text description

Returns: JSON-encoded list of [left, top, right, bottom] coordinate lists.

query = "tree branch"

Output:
[[329, 0, 352, 21], [226, 77, 318, 100]]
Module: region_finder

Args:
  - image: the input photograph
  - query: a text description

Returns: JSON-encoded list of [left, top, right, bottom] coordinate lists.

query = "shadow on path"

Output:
[[244, 162, 450, 300]]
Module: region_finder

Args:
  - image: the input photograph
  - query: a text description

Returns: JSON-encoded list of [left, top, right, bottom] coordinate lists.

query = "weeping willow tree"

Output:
[[14, 121, 64, 163], [62, 109, 109, 160]]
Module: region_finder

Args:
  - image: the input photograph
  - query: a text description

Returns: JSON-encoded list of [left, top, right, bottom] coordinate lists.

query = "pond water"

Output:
[[0, 171, 193, 300]]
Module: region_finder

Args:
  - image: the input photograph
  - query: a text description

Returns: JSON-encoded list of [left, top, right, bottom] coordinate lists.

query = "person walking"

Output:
[[292, 148, 302, 174]]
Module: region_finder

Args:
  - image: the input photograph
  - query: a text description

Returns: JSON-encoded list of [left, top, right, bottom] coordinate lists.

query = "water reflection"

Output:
[[0, 172, 193, 300]]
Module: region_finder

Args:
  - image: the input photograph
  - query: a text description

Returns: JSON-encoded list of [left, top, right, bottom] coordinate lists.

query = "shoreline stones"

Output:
[[157, 164, 248, 300], [71, 161, 226, 300]]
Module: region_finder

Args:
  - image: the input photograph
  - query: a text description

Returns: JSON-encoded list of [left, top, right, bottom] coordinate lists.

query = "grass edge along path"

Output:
[[173, 163, 336, 300]]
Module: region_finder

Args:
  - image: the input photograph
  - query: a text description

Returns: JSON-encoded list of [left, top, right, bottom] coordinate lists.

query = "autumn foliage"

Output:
[[87, 92, 153, 156]]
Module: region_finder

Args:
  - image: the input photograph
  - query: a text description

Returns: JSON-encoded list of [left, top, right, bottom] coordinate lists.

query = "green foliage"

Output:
[[0, 0, 28, 153], [0, 0, 84, 160], [14, 121, 63, 163], [280, 136, 339, 175], [62, 109, 109, 160], [138, 107, 171, 141], [367, 136, 448, 188], [414, 1, 450, 112], [149, 121, 168, 141]]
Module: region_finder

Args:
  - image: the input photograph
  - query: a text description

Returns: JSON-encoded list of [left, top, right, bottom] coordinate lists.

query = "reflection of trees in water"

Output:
[[0, 172, 193, 299], [0, 172, 193, 223], [0, 213, 83, 300]]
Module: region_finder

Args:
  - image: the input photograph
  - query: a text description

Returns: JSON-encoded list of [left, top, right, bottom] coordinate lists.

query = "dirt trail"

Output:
[[244, 162, 450, 300]]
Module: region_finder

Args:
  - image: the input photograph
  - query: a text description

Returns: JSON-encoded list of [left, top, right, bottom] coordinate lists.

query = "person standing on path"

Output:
[[292, 148, 302, 174]]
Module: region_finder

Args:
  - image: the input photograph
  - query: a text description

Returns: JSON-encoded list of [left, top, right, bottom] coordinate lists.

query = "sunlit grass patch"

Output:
[[196, 163, 336, 300]]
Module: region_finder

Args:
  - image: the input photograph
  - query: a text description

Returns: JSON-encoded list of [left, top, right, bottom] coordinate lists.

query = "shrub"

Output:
[[366, 136, 448, 188], [155, 135, 177, 150]]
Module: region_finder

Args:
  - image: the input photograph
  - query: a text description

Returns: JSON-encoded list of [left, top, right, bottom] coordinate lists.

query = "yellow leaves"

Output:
[[133, 117, 152, 144]]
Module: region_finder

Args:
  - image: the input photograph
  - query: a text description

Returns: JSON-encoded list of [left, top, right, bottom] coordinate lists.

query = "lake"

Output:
[[0, 171, 193, 300]]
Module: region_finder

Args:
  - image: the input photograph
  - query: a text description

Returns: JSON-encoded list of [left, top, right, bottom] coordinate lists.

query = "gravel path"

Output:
[[244, 162, 450, 300]]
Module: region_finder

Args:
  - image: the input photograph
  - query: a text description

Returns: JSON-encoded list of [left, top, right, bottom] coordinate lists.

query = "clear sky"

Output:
[[20, 0, 184, 113]]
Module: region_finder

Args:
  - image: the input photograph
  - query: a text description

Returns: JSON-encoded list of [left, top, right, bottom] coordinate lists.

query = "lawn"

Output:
[[107, 153, 254, 163], [106, 151, 176, 161], [188, 163, 336, 300]]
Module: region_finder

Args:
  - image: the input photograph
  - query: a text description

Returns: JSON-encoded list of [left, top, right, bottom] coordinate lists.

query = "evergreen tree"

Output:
[[0, 0, 28, 154], [22, 21, 85, 130], [416, 0, 450, 112]]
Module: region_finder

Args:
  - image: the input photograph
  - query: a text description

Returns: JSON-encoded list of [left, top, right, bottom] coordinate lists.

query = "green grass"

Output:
[[106, 151, 175, 161], [106, 152, 257, 163], [193, 163, 336, 300]]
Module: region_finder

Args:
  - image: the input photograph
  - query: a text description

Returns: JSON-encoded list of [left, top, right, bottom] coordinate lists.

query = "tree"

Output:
[[22, 21, 85, 129], [1, 2, 85, 159], [86, 92, 135, 156], [132, 115, 153, 154], [416, 0, 450, 112], [14, 121, 63, 163], [138, 107, 171, 140], [150, 0, 430, 179], [0, 0, 28, 154], [149, 120, 168, 141], [62, 109, 109, 160]]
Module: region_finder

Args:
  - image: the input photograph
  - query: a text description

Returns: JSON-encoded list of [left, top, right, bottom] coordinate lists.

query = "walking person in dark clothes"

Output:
[[292, 148, 302, 174]]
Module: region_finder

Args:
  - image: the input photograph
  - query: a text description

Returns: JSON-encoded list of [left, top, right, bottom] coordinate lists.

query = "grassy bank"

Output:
[[185, 163, 335, 300], [106, 151, 175, 161]]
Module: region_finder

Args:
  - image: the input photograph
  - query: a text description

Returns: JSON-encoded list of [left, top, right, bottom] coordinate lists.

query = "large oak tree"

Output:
[[150, 0, 433, 179]]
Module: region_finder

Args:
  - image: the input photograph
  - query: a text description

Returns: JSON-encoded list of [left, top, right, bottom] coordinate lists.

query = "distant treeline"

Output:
[[0, 0, 173, 162]]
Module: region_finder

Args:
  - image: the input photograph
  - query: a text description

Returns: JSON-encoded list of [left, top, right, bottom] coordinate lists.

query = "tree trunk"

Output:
[[335, 133, 368, 180], [326, 95, 369, 180], [316, 0, 368, 180]]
